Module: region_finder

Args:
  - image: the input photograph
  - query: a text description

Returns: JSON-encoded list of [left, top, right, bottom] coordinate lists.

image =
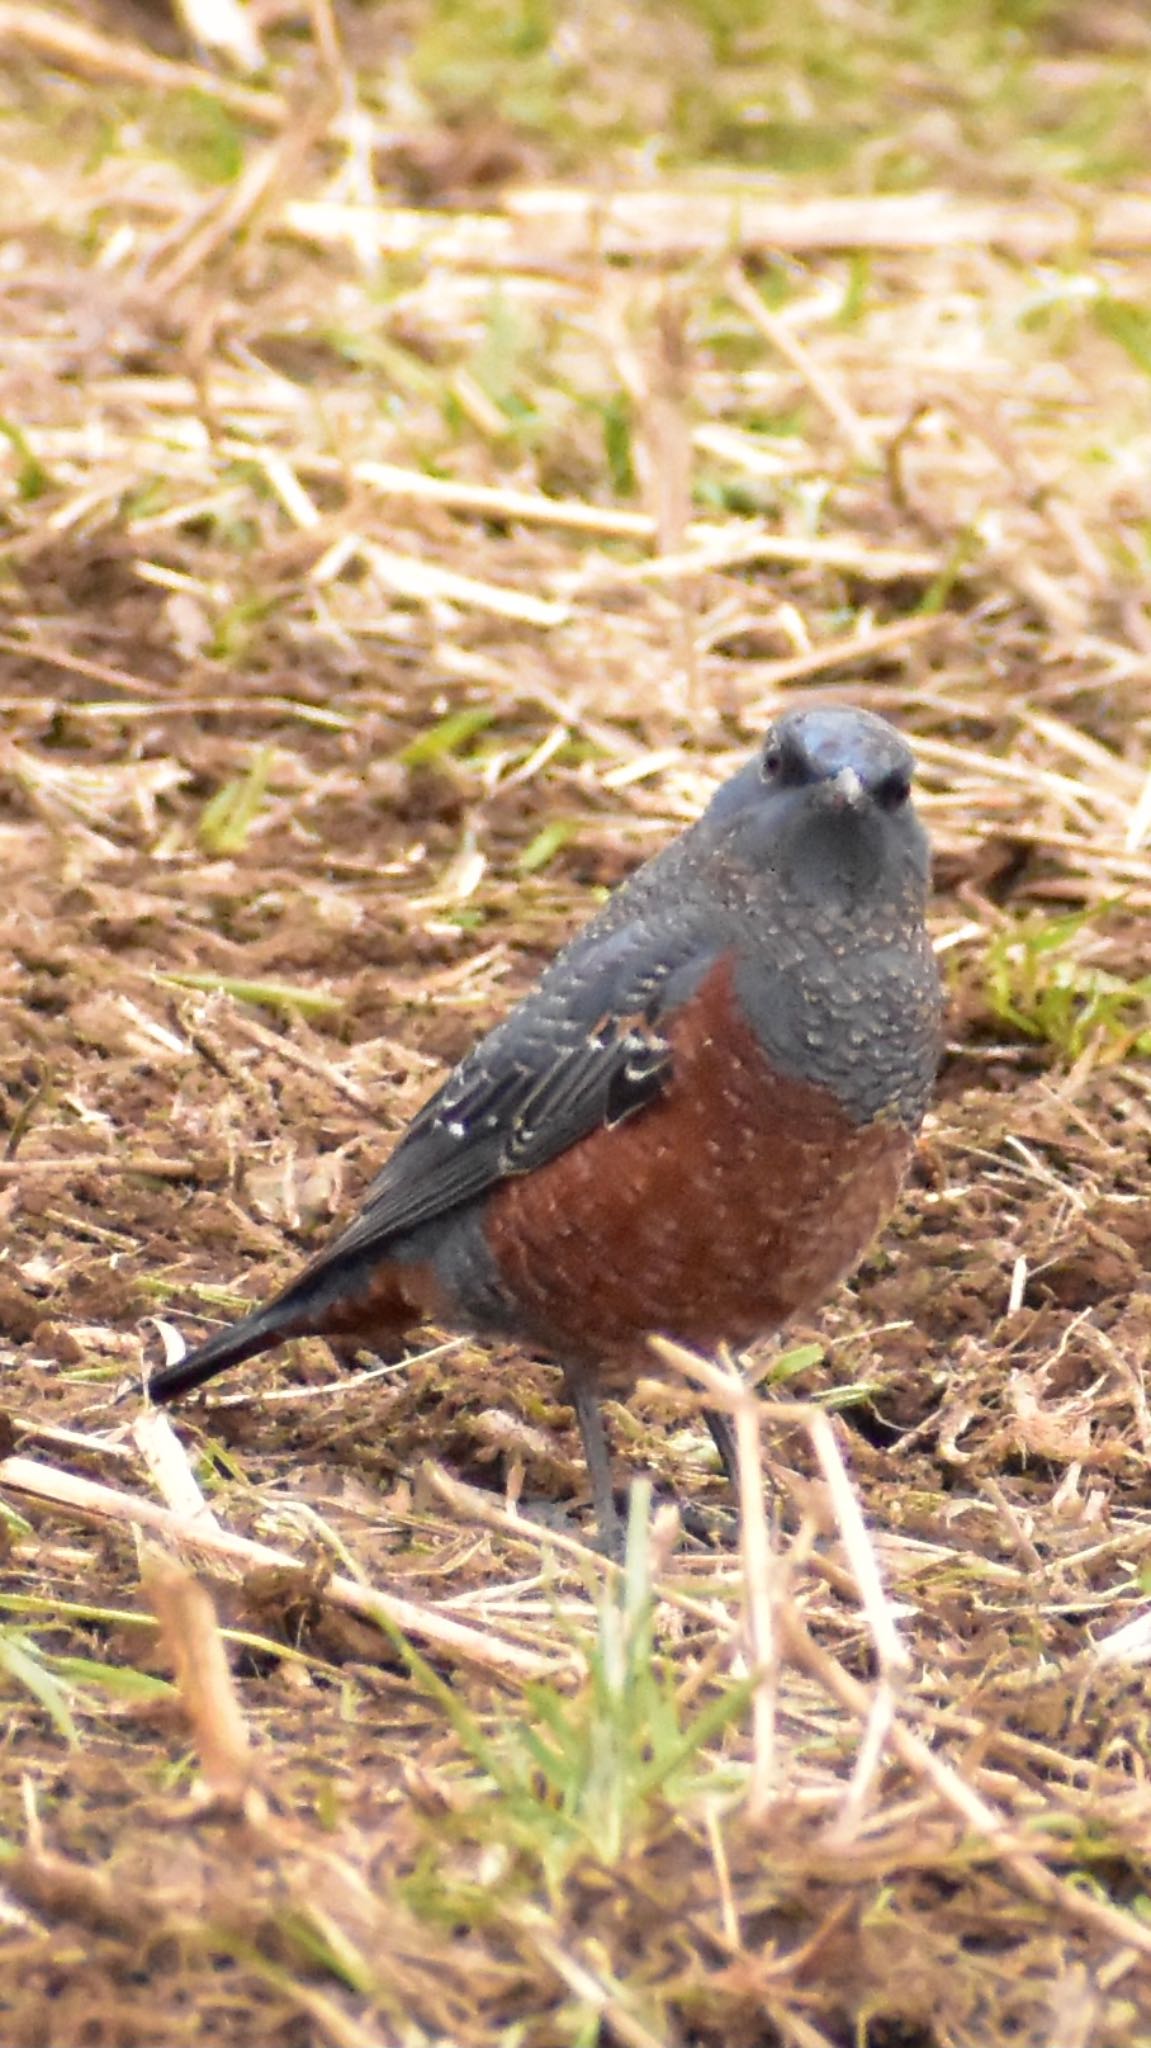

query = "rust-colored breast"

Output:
[[481, 956, 910, 1389]]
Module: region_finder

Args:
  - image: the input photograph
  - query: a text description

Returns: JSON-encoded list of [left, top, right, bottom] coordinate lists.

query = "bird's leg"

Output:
[[566, 1374, 622, 1558], [704, 1406, 739, 1497]]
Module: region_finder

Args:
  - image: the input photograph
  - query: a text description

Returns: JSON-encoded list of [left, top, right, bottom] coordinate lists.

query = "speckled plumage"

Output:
[[481, 958, 912, 1389], [145, 704, 943, 1547]]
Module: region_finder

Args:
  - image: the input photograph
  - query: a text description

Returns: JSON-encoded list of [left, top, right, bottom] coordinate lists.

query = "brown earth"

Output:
[[2, 6, 1151, 2045]]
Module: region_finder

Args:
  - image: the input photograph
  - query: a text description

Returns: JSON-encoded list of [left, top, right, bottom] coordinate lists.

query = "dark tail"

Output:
[[146, 1244, 422, 1404], [146, 1302, 299, 1402]]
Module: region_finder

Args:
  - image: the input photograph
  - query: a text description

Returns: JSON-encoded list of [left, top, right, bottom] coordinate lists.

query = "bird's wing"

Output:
[[319, 923, 716, 1266]]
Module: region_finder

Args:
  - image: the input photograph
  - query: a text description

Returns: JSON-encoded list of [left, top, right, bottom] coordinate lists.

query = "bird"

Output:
[[145, 704, 943, 1551]]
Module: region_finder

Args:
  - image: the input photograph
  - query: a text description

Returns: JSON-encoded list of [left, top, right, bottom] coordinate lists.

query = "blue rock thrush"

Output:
[[145, 705, 943, 1549]]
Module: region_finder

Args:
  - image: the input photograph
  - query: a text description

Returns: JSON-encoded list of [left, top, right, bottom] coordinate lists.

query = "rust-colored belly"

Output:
[[482, 960, 911, 1388]]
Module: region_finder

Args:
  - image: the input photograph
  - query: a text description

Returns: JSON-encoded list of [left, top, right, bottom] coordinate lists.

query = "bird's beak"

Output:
[[825, 765, 864, 810]]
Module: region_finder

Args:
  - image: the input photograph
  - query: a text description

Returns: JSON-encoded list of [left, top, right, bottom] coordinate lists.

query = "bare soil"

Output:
[[2, 6, 1151, 2045]]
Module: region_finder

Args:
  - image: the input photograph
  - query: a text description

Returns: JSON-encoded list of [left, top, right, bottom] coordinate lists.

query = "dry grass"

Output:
[[2, 3, 1151, 2043]]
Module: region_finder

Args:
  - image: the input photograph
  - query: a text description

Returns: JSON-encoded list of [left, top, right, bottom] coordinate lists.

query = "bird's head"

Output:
[[705, 704, 931, 911]]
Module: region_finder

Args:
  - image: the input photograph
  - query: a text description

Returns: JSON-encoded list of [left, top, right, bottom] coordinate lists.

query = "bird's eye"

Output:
[[760, 737, 783, 780], [875, 769, 911, 810]]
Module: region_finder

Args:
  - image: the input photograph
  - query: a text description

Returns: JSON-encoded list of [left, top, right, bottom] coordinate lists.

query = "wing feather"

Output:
[[318, 927, 715, 1266]]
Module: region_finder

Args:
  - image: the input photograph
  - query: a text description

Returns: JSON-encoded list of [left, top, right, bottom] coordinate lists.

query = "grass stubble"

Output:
[[2, 3, 1151, 2042]]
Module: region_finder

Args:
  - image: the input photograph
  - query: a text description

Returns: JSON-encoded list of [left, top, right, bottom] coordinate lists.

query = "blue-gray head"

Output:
[[704, 704, 931, 911]]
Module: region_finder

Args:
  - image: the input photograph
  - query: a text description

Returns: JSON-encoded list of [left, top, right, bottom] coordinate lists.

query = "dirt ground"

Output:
[[2, 5, 1151, 2046]]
